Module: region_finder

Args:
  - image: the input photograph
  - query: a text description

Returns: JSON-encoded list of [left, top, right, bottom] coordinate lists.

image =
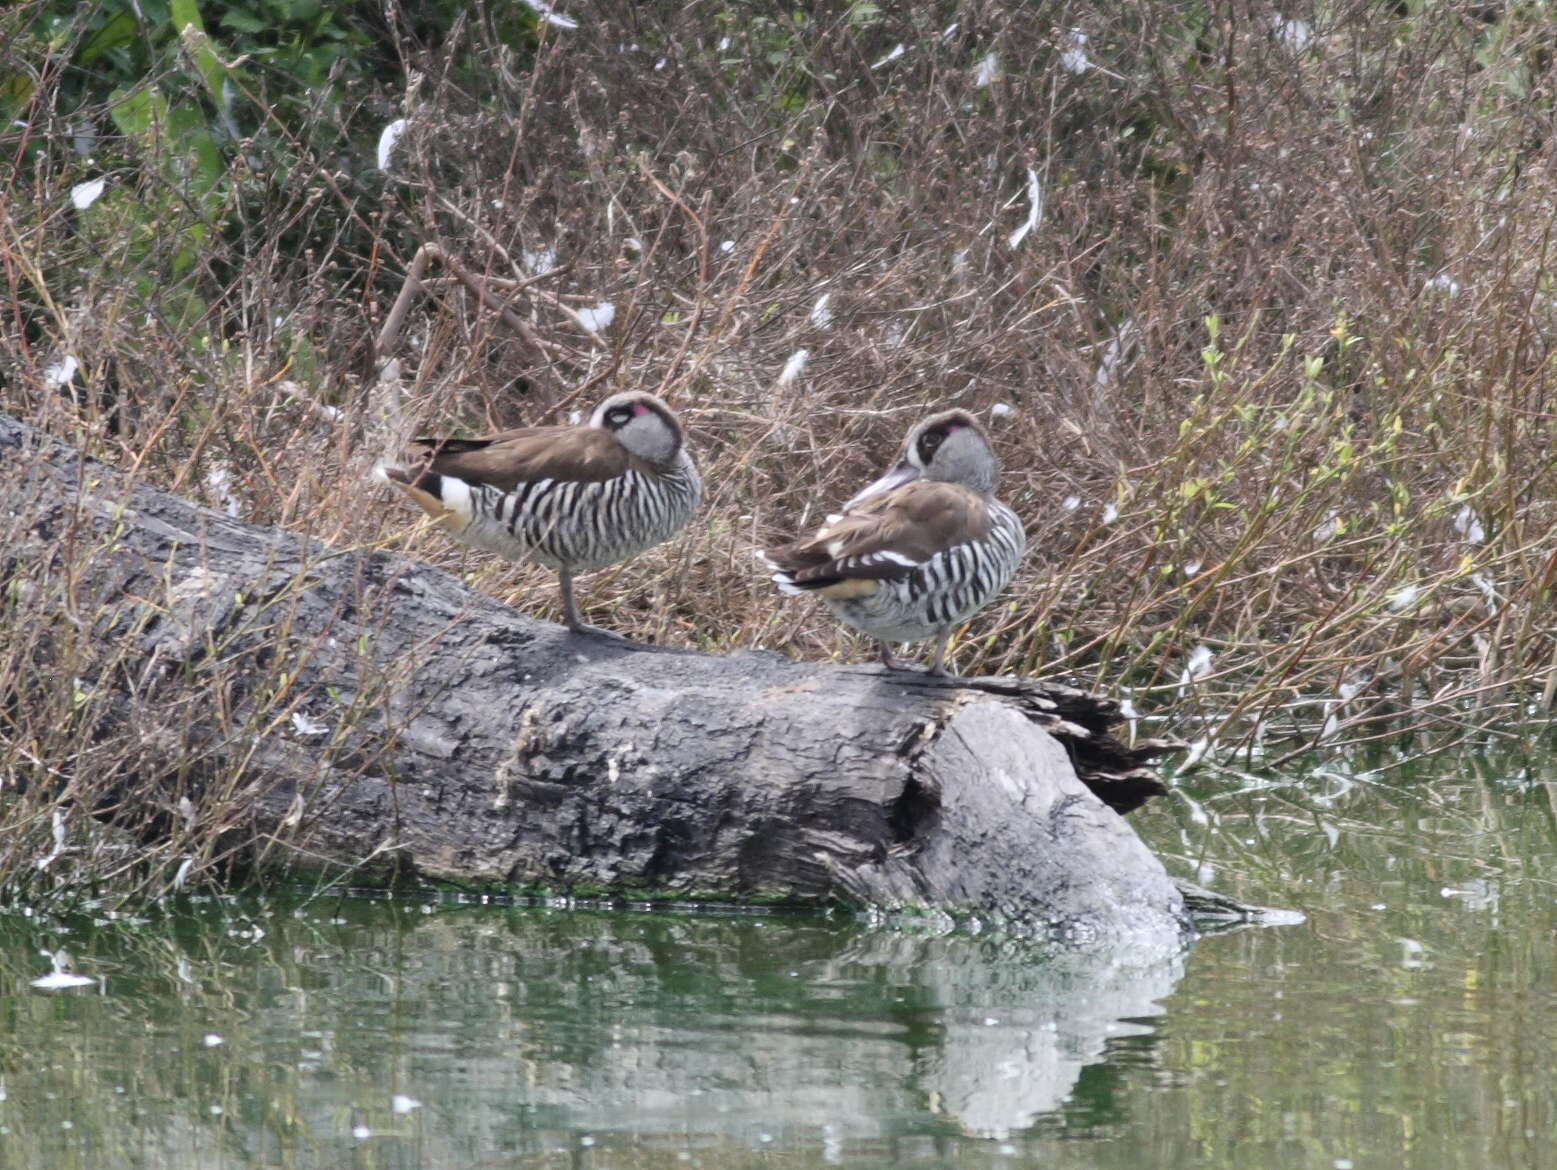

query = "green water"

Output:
[[2, 755, 1553, 1170]]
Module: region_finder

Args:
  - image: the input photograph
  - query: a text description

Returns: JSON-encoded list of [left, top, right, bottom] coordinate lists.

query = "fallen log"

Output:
[[2, 410, 1191, 946]]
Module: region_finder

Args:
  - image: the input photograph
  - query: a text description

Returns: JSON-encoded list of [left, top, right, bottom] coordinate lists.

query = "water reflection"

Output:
[[0, 751, 1552, 1169], [0, 902, 1185, 1168]]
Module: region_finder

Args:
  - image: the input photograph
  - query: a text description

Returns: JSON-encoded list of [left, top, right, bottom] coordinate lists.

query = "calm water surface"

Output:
[[2, 752, 1553, 1169]]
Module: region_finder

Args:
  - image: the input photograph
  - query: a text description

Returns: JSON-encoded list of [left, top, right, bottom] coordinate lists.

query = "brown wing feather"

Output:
[[767, 481, 991, 593], [408, 426, 632, 490]]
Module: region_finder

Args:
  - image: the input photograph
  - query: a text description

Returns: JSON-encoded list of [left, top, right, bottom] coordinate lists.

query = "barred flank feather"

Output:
[[456, 454, 702, 573], [828, 501, 1025, 643]]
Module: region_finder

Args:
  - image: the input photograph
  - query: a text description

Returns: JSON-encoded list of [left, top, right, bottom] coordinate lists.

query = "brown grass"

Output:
[[4, 0, 1557, 898]]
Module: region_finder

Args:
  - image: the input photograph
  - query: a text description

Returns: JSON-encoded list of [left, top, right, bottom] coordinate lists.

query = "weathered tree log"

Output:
[[2, 411, 1191, 946]]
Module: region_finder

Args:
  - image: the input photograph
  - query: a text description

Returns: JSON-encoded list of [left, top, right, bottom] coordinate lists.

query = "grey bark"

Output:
[[2, 411, 1191, 946]]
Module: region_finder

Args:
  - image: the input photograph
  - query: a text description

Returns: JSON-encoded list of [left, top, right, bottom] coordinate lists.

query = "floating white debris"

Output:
[[1094, 318, 1136, 387], [203, 1033, 224, 1047], [32, 951, 94, 991], [624, 236, 643, 255], [1453, 503, 1484, 543], [42, 353, 79, 389], [1063, 494, 1081, 511], [1060, 29, 1090, 75], [352, 1125, 373, 1140], [392, 1094, 422, 1114], [871, 43, 905, 70], [1181, 737, 1211, 769], [70, 177, 106, 210], [521, 246, 557, 273], [1424, 272, 1460, 296], [1470, 572, 1497, 613], [778, 348, 809, 387], [1396, 937, 1425, 968], [941, 22, 959, 39], [35, 808, 68, 871], [654, 57, 667, 71], [1101, 502, 1118, 524], [1312, 511, 1342, 542], [974, 51, 998, 88], [1008, 168, 1042, 249], [576, 301, 615, 334], [205, 462, 243, 518], [174, 857, 195, 889], [522, 0, 578, 29], [1439, 878, 1498, 912], [1181, 644, 1214, 686], [1183, 561, 1201, 576], [567, 409, 582, 425], [718, 35, 730, 51], [990, 402, 1013, 419], [719, 239, 735, 253], [1275, 17, 1313, 52], [1388, 584, 1420, 612], [376, 119, 406, 172], [290, 710, 329, 737], [950, 247, 970, 279], [809, 292, 834, 329]]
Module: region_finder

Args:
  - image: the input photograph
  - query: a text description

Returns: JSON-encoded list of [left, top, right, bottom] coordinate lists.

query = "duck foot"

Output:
[[566, 619, 628, 641]]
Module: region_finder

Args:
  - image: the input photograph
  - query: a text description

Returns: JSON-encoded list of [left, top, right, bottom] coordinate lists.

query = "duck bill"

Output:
[[844, 461, 921, 508]]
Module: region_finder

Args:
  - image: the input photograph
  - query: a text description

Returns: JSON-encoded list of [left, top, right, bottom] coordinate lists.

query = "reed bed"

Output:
[[4, 0, 1556, 896]]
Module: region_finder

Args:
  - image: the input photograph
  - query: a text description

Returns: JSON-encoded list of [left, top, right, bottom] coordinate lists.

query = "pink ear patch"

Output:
[[633, 403, 650, 416]]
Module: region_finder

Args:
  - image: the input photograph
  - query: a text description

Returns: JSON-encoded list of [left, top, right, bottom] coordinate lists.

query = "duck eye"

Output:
[[607, 408, 631, 425]]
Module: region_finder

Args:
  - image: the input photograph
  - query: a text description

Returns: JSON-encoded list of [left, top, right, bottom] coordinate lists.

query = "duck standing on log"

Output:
[[763, 409, 1027, 676], [376, 391, 701, 638]]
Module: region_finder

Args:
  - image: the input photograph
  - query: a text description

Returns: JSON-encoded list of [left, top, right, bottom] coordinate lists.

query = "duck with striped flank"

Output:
[[763, 409, 1026, 676], [376, 391, 701, 638]]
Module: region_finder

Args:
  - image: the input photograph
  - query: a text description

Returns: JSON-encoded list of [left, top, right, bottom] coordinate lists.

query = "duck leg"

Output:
[[559, 569, 625, 640], [925, 629, 954, 678], [877, 642, 915, 671]]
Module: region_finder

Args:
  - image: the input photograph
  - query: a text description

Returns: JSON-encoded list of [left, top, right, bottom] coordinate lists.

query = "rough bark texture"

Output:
[[2, 411, 1190, 946]]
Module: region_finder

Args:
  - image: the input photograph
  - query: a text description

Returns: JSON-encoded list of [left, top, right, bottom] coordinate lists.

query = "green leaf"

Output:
[[0, 73, 37, 121], [170, 0, 228, 103], [80, 11, 140, 67], [167, 101, 225, 194], [109, 85, 171, 137], [219, 9, 268, 34]]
